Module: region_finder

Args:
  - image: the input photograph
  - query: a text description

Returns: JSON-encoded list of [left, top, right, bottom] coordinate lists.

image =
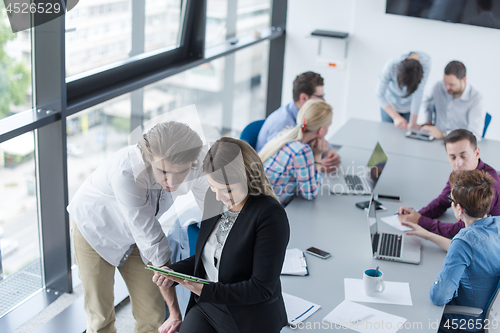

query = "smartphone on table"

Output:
[[306, 247, 331, 259]]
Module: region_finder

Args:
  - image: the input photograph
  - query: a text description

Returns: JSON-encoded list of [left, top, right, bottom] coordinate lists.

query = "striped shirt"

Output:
[[263, 141, 322, 205], [375, 51, 431, 115]]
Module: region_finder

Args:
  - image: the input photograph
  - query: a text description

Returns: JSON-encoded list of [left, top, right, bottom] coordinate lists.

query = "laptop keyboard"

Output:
[[345, 174, 364, 191], [379, 233, 402, 258]]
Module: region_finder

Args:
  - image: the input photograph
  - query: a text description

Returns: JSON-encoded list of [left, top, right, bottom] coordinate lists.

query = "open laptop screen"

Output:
[[366, 142, 388, 189], [367, 197, 378, 255]]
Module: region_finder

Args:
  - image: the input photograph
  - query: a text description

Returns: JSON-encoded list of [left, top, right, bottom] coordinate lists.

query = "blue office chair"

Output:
[[240, 119, 265, 149], [187, 223, 199, 256], [443, 278, 500, 333], [483, 112, 492, 138]]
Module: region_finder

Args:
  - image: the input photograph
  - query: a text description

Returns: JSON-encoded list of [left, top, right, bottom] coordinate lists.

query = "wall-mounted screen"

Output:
[[386, 0, 500, 30]]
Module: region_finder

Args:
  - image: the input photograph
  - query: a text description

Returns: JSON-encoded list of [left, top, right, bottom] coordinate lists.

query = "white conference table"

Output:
[[329, 118, 500, 169], [280, 144, 455, 332]]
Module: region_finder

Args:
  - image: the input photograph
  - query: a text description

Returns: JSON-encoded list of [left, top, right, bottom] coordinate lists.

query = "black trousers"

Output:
[[180, 302, 239, 333]]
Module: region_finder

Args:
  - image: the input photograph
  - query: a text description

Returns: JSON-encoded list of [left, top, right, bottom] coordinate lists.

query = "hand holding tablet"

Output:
[[405, 129, 434, 141], [146, 265, 213, 285]]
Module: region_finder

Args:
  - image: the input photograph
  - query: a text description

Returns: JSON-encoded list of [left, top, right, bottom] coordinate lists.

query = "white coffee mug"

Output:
[[364, 268, 385, 296]]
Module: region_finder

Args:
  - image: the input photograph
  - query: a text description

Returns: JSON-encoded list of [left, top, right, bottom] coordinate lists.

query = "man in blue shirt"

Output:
[[256, 71, 340, 171]]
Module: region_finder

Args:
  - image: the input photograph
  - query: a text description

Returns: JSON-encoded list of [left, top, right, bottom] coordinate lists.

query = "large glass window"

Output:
[[236, 0, 271, 38], [145, 40, 270, 138], [0, 131, 42, 317], [206, 0, 228, 48], [206, 0, 271, 48], [232, 40, 269, 131], [67, 94, 132, 201], [65, 0, 132, 76], [65, 0, 186, 77], [0, 2, 32, 121], [144, 0, 184, 53]]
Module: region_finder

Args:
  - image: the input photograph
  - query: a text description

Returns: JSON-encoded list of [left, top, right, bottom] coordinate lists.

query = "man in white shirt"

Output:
[[421, 61, 485, 140], [68, 122, 208, 333]]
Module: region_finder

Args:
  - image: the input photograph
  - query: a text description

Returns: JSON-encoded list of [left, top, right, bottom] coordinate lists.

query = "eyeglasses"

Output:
[[447, 195, 470, 215], [311, 94, 325, 100]]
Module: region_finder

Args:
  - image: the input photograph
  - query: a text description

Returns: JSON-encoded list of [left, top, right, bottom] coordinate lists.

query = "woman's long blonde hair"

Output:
[[259, 99, 333, 162], [203, 137, 279, 201]]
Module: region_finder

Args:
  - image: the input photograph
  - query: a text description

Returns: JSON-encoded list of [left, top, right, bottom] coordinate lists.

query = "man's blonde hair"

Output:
[[137, 121, 203, 167]]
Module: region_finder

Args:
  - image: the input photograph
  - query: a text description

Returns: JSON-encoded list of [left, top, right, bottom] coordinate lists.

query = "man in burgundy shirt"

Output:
[[397, 129, 500, 238]]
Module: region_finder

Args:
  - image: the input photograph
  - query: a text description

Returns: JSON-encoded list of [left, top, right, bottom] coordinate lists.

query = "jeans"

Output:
[[380, 108, 410, 123]]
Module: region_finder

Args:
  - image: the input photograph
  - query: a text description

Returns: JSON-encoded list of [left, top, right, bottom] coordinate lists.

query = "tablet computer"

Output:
[[405, 130, 434, 141], [146, 265, 213, 284]]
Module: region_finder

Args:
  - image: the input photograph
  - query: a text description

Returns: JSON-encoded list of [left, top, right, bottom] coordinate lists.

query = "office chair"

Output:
[[240, 119, 265, 149], [187, 223, 200, 256], [483, 113, 492, 138], [443, 279, 500, 333]]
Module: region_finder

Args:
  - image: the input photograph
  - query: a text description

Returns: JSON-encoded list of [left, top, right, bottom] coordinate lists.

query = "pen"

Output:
[[351, 314, 374, 324], [291, 305, 315, 323], [394, 207, 414, 215]]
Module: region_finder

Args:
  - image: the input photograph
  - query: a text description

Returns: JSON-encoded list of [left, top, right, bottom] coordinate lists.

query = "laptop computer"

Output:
[[367, 196, 421, 264], [328, 142, 388, 195]]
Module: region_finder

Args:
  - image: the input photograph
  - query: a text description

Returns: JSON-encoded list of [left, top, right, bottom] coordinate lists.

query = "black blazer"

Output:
[[169, 191, 290, 333]]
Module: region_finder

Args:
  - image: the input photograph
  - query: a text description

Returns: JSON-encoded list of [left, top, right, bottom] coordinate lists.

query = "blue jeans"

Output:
[[380, 108, 410, 123]]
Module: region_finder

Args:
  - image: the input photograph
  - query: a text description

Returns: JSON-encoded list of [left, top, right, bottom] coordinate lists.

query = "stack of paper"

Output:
[[323, 300, 407, 333], [281, 248, 308, 276], [283, 292, 321, 325], [344, 278, 413, 306], [380, 215, 412, 232]]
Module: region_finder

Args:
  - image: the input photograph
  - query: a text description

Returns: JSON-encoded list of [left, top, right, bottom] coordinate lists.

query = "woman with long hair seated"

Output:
[[259, 99, 333, 205], [153, 137, 290, 333], [402, 170, 500, 332]]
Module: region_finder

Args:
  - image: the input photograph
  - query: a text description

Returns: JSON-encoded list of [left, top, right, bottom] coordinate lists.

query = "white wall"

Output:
[[283, 0, 500, 140], [282, 0, 355, 134]]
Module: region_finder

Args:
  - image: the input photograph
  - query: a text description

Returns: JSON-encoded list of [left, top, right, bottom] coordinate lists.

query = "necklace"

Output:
[[215, 209, 240, 245]]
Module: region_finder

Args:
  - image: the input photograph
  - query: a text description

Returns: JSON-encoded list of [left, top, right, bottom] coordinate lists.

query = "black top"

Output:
[[169, 190, 290, 333]]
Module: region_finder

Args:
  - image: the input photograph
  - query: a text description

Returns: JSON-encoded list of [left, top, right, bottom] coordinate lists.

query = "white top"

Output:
[[423, 81, 485, 140], [67, 145, 208, 267], [201, 219, 223, 282]]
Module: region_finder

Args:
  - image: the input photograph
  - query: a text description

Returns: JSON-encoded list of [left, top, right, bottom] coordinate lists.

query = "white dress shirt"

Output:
[[67, 145, 208, 267], [423, 81, 485, 140]]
